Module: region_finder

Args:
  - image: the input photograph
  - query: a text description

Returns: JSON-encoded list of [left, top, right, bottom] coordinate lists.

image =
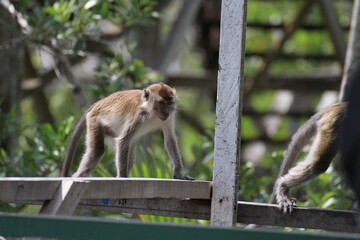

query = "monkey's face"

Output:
[[154, 99, 175, 121], [145, 83, 177, 121]]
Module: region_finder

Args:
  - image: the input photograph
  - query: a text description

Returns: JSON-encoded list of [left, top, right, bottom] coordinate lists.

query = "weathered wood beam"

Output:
[[80, 199, 211, 220], [246, 22, 350, 31], [244, 107, 330, 118], [204, 18, 351, 32], [0, 178, 60, 202], [237, 201, 360, 233], [246, 52, 337, 61], [11, 199, 360, 233], [167, 74, 217, 91], [0, 178, 212, 202], [259, 75, 341, 91], [168, 74, 341, 91], [241, 139, 288, 146], [211, 0, 247, 227], [39, 179, 89, 215]]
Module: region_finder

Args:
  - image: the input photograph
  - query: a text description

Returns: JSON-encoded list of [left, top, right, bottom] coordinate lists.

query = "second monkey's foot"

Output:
[[278, 197, 297, 215]]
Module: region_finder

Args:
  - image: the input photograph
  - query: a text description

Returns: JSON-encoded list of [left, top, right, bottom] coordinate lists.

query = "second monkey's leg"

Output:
[[274, 130, 337, 214]]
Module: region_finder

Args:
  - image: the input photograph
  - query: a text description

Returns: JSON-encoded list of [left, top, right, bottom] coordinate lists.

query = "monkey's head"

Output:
[[144, 83, 177, 121]]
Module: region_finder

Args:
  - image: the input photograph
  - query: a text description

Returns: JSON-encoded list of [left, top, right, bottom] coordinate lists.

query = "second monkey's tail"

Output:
[[60, 114, 87, 177], [268, 111, 322, 204]]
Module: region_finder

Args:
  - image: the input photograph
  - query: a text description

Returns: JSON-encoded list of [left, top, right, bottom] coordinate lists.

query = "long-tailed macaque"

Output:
[[270, 102, 347, 214], [61, 83, 194, 180]]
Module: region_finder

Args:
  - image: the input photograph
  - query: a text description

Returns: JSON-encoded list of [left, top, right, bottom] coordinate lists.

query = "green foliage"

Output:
[[18, 0, 159, 54], [297, 166, 354, 211], [88, 53, 160, 98], [239, 153, 281, 203], [104, 0, 159, 26], [247, 1, 302, 24], [0, 112, 74, 177], [138, 214, 201, 224], [0, 108, 22, 151], [250, 91, 276, 113], [21, 118, 74, 176], [241, 116, 260, 140]]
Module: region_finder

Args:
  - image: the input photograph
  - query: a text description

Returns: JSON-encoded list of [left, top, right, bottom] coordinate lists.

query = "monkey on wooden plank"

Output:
[[61, 83, 194, 180], [269, 102, 347, 214]]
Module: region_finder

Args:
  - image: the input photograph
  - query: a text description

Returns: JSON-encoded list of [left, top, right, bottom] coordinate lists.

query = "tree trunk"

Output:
[[0, 4, 25, 154]]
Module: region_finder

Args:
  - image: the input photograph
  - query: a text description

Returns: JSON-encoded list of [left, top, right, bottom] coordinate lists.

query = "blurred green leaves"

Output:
[[0, 113, 74, 177], [19, 0, 159, 54], [89, 53, 160, 98]]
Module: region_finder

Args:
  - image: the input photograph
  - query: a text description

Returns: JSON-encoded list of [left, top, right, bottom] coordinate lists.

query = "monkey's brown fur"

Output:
[[270, 102, 347, 214], [61, 83, 193, 180]]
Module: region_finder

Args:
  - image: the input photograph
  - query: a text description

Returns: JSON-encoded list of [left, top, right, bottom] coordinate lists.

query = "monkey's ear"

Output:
[[143, 89, 150, 101]]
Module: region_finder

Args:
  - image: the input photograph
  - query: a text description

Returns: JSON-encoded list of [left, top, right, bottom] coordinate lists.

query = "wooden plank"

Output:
[[0, 178, 60, 202], [9, 199, 360, 233], [259, 75, 341, 91], [246, 22, 350, 31], [1, 212, 359, 240], [237, 201, 360, 233], [167, 74, 341, 92], [246, 51, 337, 61], [82, 178, 211, 199], [0, 178, 212, 201], [79, 199, 211, 220], [39, 180, 89, 215], [79, 201, 360, 233], [211, 0, 247, 227], [14, 199, 211, 220]]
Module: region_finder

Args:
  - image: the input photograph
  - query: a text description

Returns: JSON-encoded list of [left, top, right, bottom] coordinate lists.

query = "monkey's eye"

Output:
[[159, 101, 166, 105]]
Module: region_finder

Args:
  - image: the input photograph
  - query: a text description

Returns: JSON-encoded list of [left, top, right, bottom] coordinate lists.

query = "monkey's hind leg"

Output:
[[274, 129, 337, 214], [127, 142, 136, 174], [73, 121, 105, 177]]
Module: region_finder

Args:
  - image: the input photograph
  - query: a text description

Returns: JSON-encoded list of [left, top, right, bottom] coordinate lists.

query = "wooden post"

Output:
[[339, 0, 360, 101], [211, 0, 247, 226], [39, 179, 89, 215]]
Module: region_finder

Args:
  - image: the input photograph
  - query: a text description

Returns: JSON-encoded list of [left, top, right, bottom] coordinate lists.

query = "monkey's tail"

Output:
[[60, 114, 87, 177], [268, 111, 322, 203]]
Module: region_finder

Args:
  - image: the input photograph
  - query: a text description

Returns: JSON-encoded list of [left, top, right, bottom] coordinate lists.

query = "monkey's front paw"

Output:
[[278, 198, 296, 215], [174, 175, 195, 181]]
